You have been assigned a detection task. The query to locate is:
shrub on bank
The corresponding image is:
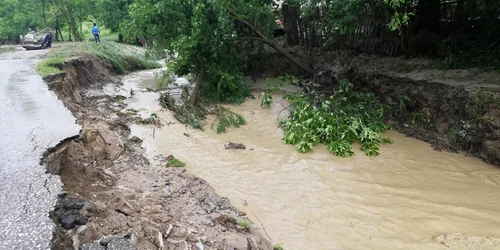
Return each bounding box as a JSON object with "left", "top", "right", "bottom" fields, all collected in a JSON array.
[{"left": 279, "top": 81, "right": 392, "bottom": 157}]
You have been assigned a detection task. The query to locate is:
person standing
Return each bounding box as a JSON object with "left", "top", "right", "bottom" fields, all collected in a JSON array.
[{"left": 92, "top": 23, "right": 100, "bottom": 44}]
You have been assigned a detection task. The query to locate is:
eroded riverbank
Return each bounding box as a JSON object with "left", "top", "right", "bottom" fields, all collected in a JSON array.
[
  {"left": 41, "top": 55, "right": 271, "bottom": 250},
  {"left": 125, "top": 71, "right": 500, "bottom": 250}
]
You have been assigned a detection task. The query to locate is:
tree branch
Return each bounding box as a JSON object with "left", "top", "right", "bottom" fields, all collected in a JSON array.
[{"left": 229, "top": 9, "right": 314, "bottom": 76}]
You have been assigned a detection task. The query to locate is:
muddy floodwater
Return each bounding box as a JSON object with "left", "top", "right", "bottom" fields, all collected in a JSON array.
[{"left": 119, "top": 70, "right": 500, "bottom": 250}]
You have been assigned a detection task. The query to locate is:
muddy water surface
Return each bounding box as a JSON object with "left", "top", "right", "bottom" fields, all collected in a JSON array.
[{"left": 122, "top": 70, "right": 500, "bottom": 250}]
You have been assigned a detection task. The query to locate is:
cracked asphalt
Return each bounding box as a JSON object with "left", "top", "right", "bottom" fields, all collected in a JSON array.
[{"left": 0, "top": 46, "right": 80, "bottom": 250}]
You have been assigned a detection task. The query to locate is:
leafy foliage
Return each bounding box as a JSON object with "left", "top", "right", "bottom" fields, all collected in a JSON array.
[
  {"left": 260, "top": 92, "right": 273, "bottom": 107},
  {"left": 281, "top": 81, "right": 392, "bottom": 156},
  {"left": 96, "top": 0, "right": 132, "bottom": 33},
  {"left": 259, "top": 74, "right": 296, "bottom": 107},
  {"left": 0, "top": 0, "right": 44, "bottom": 41},
  {"left": 273, "top": 243, "right": 284, "bottom": 250},
  {"left": 442, "top": 23, "right": 500, "bottom": 71},
  {"left": 122, "top": 0, "right": 275, "bottom": 105},
  {"left": 211, "top": 106, "right": 247, "bottom": 134},
  {"left": 167, "top": 157, "right": 185, "bottom": 167},
  {"left": 160, "top": 92, "right": 246, "bottom": 133}
]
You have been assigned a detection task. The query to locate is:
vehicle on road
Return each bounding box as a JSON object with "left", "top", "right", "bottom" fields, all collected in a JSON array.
[{"left": 21, "top": 28, "right": 52, "bottom": 50}]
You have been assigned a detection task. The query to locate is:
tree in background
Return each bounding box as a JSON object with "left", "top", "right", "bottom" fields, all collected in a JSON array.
[
  {"left": 0, "top": 0, "right": 43, "bottom": 42},
  {"left": 122, "top": 0, "right": 310, "bottom": 106},
  {"left": 97, "top": 0, "right": 133, "bottom": 42}
]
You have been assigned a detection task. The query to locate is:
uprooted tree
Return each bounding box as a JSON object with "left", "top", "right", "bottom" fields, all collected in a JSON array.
[{"left": 122, "top": 0, "right": 312, "bottom": 107}]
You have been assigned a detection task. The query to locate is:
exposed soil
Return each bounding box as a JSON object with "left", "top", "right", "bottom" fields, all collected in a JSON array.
[
  {"left": 255, "top": 47, "right": 500, "bottom": 166},
  {"left": 41, "top": 55, "right": 272, "bottom": 250},
  {"left": 309, "top": 50, "right": 500, "bottom": 166}
]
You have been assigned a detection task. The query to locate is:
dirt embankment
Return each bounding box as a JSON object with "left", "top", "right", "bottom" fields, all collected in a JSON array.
[
  {"left": 41, "top": 55, "right": 272, "bottom": 250},
  {"left": 310, "top": 51, "right": 500, "bottom": 166},
  {"left": 254, "top": 48, "right": 500, "bottom": 165}
]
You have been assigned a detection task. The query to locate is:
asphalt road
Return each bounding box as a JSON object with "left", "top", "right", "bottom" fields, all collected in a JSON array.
[{"left": 0, "top": 46, "right": 80, "bottom": 250}]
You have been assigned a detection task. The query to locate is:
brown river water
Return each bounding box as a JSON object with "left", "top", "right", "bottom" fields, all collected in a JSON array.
[{"left": 117, "top": 69, "right": 500, "bottom": 250}]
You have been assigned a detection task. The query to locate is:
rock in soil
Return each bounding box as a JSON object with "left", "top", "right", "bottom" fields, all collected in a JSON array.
[
  {"left": 107, "top": 238, "right": 138, "bottom": 250},
  {"left": 80, "top": 241, "right": 105, "bottom": 250}
]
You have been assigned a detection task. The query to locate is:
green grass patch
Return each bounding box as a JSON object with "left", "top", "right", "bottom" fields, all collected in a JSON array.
[
  {"left": 237, "top": 220, "right": 251, "bottom": 229},
  {"left": 167, "top": 157, "right": 185, "bottom": 167},
  {"left": 37, "top": 41, "right": 160, "bottom": 77},
  {"left": 91, "top": 43, "right": 160, "bottom": 74},
  {"left": 36, "top": 57, "right": 65, "bottom": 77}
]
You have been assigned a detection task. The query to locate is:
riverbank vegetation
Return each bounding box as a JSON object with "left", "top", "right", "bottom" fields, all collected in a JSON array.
[
  {"left": 36, "top": 42, "right": 160, "bottom": 77},
  {"left": 6, "top": 0, "right": 499, "bottom": 161},
  {"left": 277, "top": 81, "right": 391, "bottom": 156}
]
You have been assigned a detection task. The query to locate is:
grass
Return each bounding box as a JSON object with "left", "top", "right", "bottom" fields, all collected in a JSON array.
[
  {"left": 237, "top": 220, "right": 251, "bottom": 229},
  {"left": 167, "top": 157, "right": 185, "bottom": 167},
  {"left": 81, "top": 21, "right": 117, "bottom": 42},
  {"left": 91, "top": 43, "right": 160, "bottom": 74},
  {"left": 36, "top": 41, "right": 160, "bottom": 77},
  {"left": 36, "top": 57, "right": 65, "bottom": 77},
  {"left": 56, "top": 21, "right": 117, "bottom": 43},
  {"left": 273, "top": 243, "right": 284, "bottom": 250}
]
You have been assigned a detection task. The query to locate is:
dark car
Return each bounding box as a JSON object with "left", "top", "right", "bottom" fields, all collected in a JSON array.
[{"left": 22, "top": 29, "right": 52, "bottom": 50}]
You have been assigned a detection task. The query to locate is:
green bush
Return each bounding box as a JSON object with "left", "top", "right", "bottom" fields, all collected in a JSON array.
[{"left": 281, "top": 81, "right": 392, "bottom": 156}]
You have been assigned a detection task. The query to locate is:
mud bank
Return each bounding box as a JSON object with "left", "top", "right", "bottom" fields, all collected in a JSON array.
[
  {"left": 41, "top": 55, "right": 271, "bottom": 250},
  {"left": 292, "top": 51, "right": 500, "bottom": 166}
]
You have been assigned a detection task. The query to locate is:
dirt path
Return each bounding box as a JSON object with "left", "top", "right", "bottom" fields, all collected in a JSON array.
[{"left": 42, "top": 55, "right": 272, "bottom": 250}]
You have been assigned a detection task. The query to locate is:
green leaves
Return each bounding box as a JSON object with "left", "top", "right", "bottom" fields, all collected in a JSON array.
[
  {"left": 260, "top": 92, "right": 273, "bottom": 107},
  {"left": 328, "top": 140, "right": 354, "bottom": 157},
  {"left": 281, "top": 80, "right": 392, "bottom": 157}
]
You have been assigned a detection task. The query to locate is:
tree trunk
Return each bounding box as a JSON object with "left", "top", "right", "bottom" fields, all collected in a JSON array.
[
  {"left": 42, "top": 0, "right": 47, "bottom": 25},
  {"left": 79, "top": 3, "right": 83, "bottom": 36},
  {"left": 232, "top": 12, "right": 314, "bottom": 75},
  {"left": 56, "top": 17, "right": 64, "bottom": 41},
  {"left": 55, "top": 18, "right": 60, "bottom": 42},
  {"left": 190, "top": 62, "right": 206, "bottom": 107},
  {"left": 52, "top": 0, "right": 81, "bottom": 41},
  {"left": 66, "top": 4, "right": 81, "bottom": 41}
]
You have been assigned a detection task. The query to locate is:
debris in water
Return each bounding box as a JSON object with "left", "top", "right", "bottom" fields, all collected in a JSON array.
[{"left": 224, "top": 142, "right": 246, "bottom": 150}]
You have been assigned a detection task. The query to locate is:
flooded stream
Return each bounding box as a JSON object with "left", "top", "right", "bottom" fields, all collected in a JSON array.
[{"left": 120, "top": 70, "right": 500, "bottom": 250}]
